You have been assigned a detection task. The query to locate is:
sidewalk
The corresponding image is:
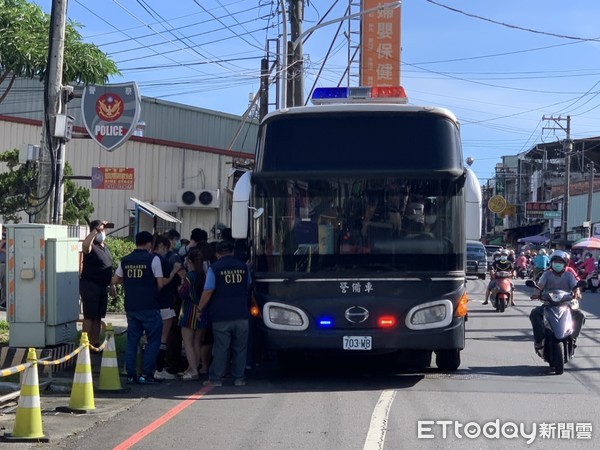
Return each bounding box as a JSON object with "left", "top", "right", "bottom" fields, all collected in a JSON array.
[{"left": 0, "top": 312, "right": 160, "bottom": 447}]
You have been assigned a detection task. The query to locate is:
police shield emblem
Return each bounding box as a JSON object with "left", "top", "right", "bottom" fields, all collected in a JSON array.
[{"left": 81, "top": 82, "right": 141, "bottom": 152}]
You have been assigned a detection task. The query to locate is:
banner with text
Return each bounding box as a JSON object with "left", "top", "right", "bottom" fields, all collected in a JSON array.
[
  {"left": 91, "top": 167, "right": 135, "bottom": 190},
  {"left": 525, "top": 201, "right": 559, "bottom": 219},
  {"left": 361, "top": 0, "right": 401, "bottom": 86}
]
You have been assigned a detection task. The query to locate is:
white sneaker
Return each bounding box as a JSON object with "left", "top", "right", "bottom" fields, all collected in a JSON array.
[{"left": 154, "top": 369, "right": 177, "bottom": 380}]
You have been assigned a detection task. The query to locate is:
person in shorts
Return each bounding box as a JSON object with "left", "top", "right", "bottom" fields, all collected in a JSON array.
[
  {"left": 80, "top": 220, "right": 114, "bottom": 347},
  {"left": 152, "top": 235, "right": 182, "bottom": 379}
]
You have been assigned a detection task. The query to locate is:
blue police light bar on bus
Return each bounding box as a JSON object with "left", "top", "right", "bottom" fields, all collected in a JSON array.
[{"left": 311, "top": 86, "right": 408, "bottom": 105}]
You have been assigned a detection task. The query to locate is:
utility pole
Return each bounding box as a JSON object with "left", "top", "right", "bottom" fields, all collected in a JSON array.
[
  {"left": 542, "top": 115, "right": 571, "bottom": 242},
  {"left": 587, "top": 160, "right": 595, "bottom": 237},
  {"left": 290, "top": 0, "right": 304, "bottom": 106},
  {"left": 37, "top": 0, "right": 67, "bottom": 224},
  {"left": 288, "top": 0, "right": 304, "bottom": 107}
]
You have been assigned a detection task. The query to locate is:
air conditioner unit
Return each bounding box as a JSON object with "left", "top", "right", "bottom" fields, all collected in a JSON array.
[{"left": 176, "top": 189, "right": 220, "bottom": 209}]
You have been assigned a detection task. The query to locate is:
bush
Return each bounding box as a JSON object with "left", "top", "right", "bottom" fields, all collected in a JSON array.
[{"left": 105, "top": 236, "right": 135, "bottom": 312}]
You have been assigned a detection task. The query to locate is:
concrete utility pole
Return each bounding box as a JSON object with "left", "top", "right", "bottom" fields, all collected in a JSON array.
[
  {"left": 289, "top": 0, "right": 304, "bottom": 107},
  {"left": 37, "top": 0, "right": 67, "bottom": 224},
  {"left": 542, "top": 115, "right": 571, "bottom": 242}
]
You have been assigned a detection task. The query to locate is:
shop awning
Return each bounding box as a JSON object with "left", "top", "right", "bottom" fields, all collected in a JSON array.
[
  {"left": 517, "top": 234, "right": 550, "bottom": 244},
  {"left": 130, "top": 198, "right": 181, "bottom": 235},
  {"left": 130, "top": 198, "right": 181, "bottom": 223}
]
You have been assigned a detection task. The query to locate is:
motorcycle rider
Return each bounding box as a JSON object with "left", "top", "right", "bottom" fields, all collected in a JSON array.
[
  {"left": 483, "top": 249, "right": 514, "bottom": 305},
  {"left": 529, "top": 250, "right": 585, "bottom": 351},
  {"left": 532, "top": 248, "right": 550, "bottom": 280},
  {"left": 516, "top": 252, "right": 528, "bottom": 279},
  {"left": 578, "top": 252, "right": 596, "bottom": 281}
]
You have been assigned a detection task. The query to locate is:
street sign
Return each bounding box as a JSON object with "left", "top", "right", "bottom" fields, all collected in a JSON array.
[
  {"left": 488, "top": 195, "right": 506, "bottom": 213},
  {"left": 526, "top": 202, "right": 559, "bottom": 219},
  {"left": 543, "top": 211, "right": 561, "bottom": 219},
  {"left": 91, "top": 167, "right": 135, "bottom": 190},
  {"left": 81, "top": 82, "right": 141, "bottom": 152}
]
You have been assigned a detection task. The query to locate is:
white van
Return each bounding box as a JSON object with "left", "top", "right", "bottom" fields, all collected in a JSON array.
[{"left": 467, "top": 240, "right": 487, "bottom": 279}]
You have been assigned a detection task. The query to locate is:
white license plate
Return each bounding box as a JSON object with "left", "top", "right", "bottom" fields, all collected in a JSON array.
[{"left": 343, "top": 336, "right": 372, "bottom": 350}]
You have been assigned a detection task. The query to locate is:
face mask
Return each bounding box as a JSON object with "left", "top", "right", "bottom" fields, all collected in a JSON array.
[
  {"left": 500, "top": 256, "right": 507, "bottom": 261},
  {"left": 424, "top": 215, "right": 436, "bottom": 225},
  {"left": 552, "top": 262, "right": 565, "bottom": 272},
  {"left": 494, "top": 257, "right": 500, "bottom": 261},
  {"left": 95, "top": 232, "right": 106, "bottom": 243},
  {"left": 174, "top": 240, "right": 182, "bottom": 251}
]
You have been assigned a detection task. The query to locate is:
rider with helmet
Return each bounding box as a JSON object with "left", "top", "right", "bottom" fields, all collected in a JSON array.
[
  {"left": 483, "top": 249, "right": 514, "bottom": 305},
  {"left": 529, "top": 250, "right": 585, "bottom": 351},
  {"left": 532, "top": 248, "right": 550, "bottom": 280}
]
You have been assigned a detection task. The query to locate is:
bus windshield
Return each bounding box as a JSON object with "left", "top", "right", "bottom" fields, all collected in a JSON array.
[{"left": 253, "top": 176, "right": 464, "bottom": 274}]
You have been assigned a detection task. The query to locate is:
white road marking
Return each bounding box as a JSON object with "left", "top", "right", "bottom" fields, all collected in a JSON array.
[{"left": 363, "top": 389, "right": 397, "bottom": 450}]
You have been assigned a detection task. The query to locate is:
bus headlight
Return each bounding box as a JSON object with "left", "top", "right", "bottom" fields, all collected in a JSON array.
[
  {"left": 264, "top": 302, "right": 309, "bottom": 331},
  {"left": 406, "top": 299, "right": 453, "bottom": 330}
]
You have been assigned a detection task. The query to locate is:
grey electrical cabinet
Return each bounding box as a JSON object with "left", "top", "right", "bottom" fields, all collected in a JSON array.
[{"left": 6, "top": 224, "right": 81, "bottom": 347}]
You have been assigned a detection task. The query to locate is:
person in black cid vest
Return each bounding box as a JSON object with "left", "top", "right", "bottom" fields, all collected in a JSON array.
[
  {"left": 199, "top": 240, "right": 258, "bottom": 387},
  {"left": 80, "top": 219, "right": 114, "bottom": 348},
  {"left": 110, "top": 231, "right": 179, "bottom": 385}
]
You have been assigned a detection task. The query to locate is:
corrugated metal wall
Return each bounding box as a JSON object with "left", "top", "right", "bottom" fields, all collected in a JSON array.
[{"left": 0, "top": 118, "right": 244, "bottom": 239}]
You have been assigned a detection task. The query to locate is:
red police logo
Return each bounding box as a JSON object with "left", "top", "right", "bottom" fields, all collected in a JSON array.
[{"left": 96, "top": 93, "right": 124, "bottom": 122}]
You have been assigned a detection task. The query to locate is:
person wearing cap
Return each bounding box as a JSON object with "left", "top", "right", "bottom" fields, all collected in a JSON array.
[
  {"left": 198, "top": 240, "right": 256, "bottom": 387},
  {"left": 80, "top": 219, "right": 114, "bottom": 347}
]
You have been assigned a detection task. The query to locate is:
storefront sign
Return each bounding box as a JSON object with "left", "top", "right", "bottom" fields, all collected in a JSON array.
[{"left": 91, "top": 167, "right": 135, "bottom": 190}]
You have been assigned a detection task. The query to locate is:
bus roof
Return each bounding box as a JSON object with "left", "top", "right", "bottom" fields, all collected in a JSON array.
[{"left": 262, "top": 103, "right": 459, "bottom": 125}]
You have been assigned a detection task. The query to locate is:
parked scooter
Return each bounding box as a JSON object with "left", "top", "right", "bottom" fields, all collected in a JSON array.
[
  {"left": 525, "top": 279, "right": 586, "bottom": 375},
  {"left": 491, "top": 270, "right": 513, "bottom": 312}
]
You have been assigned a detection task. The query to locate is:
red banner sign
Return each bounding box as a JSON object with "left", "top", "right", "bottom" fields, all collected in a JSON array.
[
  {"left": 361, "top": 0, "right": 401, "bottom": 86},
  {"left": 91, "top": 167, "right": 135, "bottom": 190}
]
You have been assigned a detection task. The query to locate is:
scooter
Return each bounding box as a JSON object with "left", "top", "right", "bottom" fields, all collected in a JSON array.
[
  {"left": 491, "top": 270, "right": 513, "bottom": 312},
  {"left": 525, "top": 279, "right": 586, "bottom": 375},
  {"left": 589, "top": 270, "right": 600, "bottom": 293},
  {"left": 580, "top": 269, "right": 599, "bottom": 293}
]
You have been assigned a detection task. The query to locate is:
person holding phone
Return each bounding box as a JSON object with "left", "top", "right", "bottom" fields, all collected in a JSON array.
[{"left": 80, "top": 219, "right": 114, "bottom": 348}]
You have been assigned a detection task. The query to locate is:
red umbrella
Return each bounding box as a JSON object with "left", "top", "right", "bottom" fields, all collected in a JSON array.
[{"left": 572, "top": 237, "right": 600, "bottom": 249}]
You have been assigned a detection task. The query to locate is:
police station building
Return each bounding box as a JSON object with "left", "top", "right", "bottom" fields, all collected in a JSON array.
[{"left": 0, "top": 78, "right": 258, "bottom": 239}]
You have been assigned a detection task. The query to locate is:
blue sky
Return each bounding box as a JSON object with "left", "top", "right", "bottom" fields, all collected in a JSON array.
[{"left": 34, "top": 1, "right": 600, "bottom": 182}]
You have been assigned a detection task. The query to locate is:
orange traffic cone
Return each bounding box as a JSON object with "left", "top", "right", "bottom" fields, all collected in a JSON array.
[
  {"left": 58, "top": 332, "right": 95, "bottom": 413},
  {"left": 98, "top": 324, "right": 128, "bottom": 392},
  {"left": 2, "top": 348, "right": 49, "bottom": 442}
]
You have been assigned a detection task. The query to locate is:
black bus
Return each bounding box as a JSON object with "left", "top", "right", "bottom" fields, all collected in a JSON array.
[{"left": 232, "top": 87, "right": 481, "bottom": 371}]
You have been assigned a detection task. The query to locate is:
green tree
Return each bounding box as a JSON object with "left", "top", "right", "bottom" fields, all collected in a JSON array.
[
  {"left": 0, "top": 148, "right": 93, "bottom": 224},
  {"left": 0, "top": 0, "right": 119, "bottom": 103}
]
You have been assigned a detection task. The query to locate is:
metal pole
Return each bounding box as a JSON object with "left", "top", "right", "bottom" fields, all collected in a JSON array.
[
  {"left": 588, "top": 160, "right": 594, "bottom": 237},
  {"left": 279, "top": 0, "right": 288, "bottom": 109}
]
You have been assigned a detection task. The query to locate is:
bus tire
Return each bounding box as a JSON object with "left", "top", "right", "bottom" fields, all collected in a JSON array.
[
  {"left": 435, "top": 349, "right": 461, "bottom": 371},
  {"left": 410, "top": 350, "right": 432, "bottom": 370}
]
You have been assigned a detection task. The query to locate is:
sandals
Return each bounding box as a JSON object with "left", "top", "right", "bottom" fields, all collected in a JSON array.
[{"left": 180, "top": 372, "right": 199, "bottom": 381}]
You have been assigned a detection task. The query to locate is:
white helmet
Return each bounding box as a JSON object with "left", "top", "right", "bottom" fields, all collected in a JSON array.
[{"left": 550, "top": 250, "right": 569, "bottom": 264}]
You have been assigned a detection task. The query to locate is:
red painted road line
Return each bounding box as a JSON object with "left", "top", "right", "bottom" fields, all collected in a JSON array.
[{"left": 113, "top": 386, "right": 212, "bottom": 450}]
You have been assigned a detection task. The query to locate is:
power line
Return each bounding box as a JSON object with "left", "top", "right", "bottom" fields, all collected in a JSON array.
[{"left": 424, "top": 0, "right": 600, "bottom": 42}]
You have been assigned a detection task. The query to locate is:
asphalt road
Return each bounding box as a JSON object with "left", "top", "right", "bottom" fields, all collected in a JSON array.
[{"left": 39, "top": 278, "right": 600, "bottom": 449}]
